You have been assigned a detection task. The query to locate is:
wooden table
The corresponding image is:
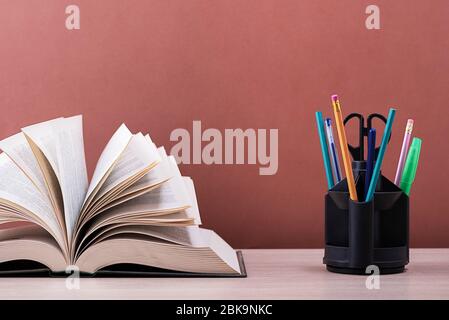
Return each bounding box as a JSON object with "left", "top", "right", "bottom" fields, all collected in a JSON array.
[{"left": 0, "top": 249, "right": 448, "bottom": 299}]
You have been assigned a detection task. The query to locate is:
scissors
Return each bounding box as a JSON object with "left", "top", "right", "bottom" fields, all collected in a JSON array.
[{"left": 343, "top": 113, "right": 391, "bottom": 161}]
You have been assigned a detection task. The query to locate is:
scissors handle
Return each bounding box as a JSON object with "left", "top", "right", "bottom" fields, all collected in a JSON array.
[
  {"left": 367, "top": 113, "right": 387, "bottom": 130},
  {"left": 343, "top": 112, "right": 390, "bottom": 161},
  {"left": 343, "top": 113, "right": 365, "bottom": 161},
  {"left": 367, "top": 113, "right": 391, "bottom": 158}
]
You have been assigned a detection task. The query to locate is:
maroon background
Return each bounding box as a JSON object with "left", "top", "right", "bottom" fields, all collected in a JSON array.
[{"left": 0, "top": 1, "right": 448, "bottom": 248}]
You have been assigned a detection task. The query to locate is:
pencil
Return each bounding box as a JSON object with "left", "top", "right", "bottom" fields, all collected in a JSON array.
[
  {"left": 364, "top": 128, "right": 376, "bottom": 200},
  {"left": 315, "top": 111, "right": 335, "bottom": 189},
  {"left": 365, "top": 108, "right": 396, "bottom": 202},
  {"left": 331, "top": 95, "right": 358, "bottom": 201},
  {"left": 394, "top": 119, "right": 414, "bottom": 186},
  {"left": 325, "top": 118, "right": 342, "bottom": 183}
]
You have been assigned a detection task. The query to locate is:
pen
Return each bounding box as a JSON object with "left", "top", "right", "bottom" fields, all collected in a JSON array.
[
  {"left": 315, "top": 112, "right": 335, "bottom": 189},
  {"left": 331, "top": 95, "right": 358, "bottom": 201},
  {"left": 365, "top": 108, "right": 396, "bottom": 202},
  {"left": 364, "top": 128, "right": 376, "bottom": 201},
  {"left": 394, "top": 119, "right": 414, "bottom": 186},
  {"left": 400, "top": 137, "right": 422, "bottom": 196},
  {"left": 325, "top": 118, "right": 342, "bottom": 183}
]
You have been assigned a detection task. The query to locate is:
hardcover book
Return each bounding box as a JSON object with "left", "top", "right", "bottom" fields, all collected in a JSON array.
[{"left": 0, "top": 116, "right": 245, "bottom": 277}]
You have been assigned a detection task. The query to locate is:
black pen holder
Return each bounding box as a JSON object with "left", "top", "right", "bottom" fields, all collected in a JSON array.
[{"left": 323, "top": 161, "right": 409, "bottom": 274}]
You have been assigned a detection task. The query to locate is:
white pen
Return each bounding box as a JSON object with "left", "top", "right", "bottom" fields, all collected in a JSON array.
[{"left": 325, "top": 118, "right": 342, "bottom": 183}]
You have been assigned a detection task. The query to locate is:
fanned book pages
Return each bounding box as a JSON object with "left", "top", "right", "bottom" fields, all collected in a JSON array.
[{"left": 0, "top": 116, "right": 245, "bottom": 277}]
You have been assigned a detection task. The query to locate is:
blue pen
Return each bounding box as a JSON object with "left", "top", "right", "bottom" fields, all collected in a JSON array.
[
  {"left": 324, "top": 118, "right": 342, "bottom": 183},
  {"left": 315, "top": 112, "right": 335, "bottom": 189},
  {"left": 364, "top": 128, "right": 376, "bottom": 200},
  {"left": 365, "top": 108, "right": 396, "bottom": 202}
]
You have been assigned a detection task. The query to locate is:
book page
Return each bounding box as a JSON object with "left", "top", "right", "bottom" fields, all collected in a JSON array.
[
  {"left": 206, "top": 229, "right": 241, "bottom": 274},
  {"left": 96, "top": 225, "right": 207, "bottom": 247},
  {"left": 97, "top": 182, "right": 166, "bottom": 215},
  {"left": 75, "top": 211, "right": 195, "bottom": 257},
  {"left": 25, "top": 136, "right": 65, "bottom": 232},
  {"left": 96, "top": 173, "right": 193, "bottom": 218},
  {"left": 88, "top": 209, "right": 193, "bottom": 233},
  {"left": 21, "top": 118, "right": 65, "bottom": 224},
  {"left": 0, "top": 209, "right": 28, "bottom": 224},
  {"left": 90, "top": 225, "right": 240, "bottom": 273},
  {"left": 81, "top": 124, "right": 132, "bottom": 212},
  {"left": 91, "top": 147, "right": 172, "bottom": 215},
  {"left": 0, "top": 132, "right": 49, "bottom": 200},
  {"left": 21, "top": 118, "right": 62, "bottom": 174},
  {"left": 0, "top": 224, "right": 67, "bottom": 271},
  {"left": 80, "top": 153, "right": 192, "bottom": 230},
  {"left": 0, "top": 153, "right": 65, "bottom": 251},
  {"left": 76, "top": 234, "right": 241, "bottom": 274},
  {"left": 54, "top": 116, "right": 88, "bottom": 239},
  {"left": 85, "top": 170, "right": 148, "bottom": 218},
  {"left": 91, "top": 132, "right": 161, "bottom": 206},
  {"left": 183, "top": 177, "right": 202, "bottom": 225},
  {"left": 83, "top": 134, "right": 162, "bottom": 216},
  {"left": 22, "top": 116, "right": 88, "bottom": 239},
  {"left": 120, "top": 147, "right": 172, "bottom": 195},
  {"left": 74, "top": 223, "right": 196, "bottom": 258}
]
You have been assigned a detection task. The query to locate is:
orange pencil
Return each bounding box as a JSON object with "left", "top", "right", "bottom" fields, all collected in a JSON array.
[{"left": 331, "top": 95, "right": 358, "bottom": 201}]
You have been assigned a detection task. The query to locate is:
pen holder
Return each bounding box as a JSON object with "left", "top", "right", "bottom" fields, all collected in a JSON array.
[{"left": 323, "top": 163, "right": 409, "bottom": 275}]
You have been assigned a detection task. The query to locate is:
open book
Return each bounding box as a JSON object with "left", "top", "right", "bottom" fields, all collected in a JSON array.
[{"left": 0, "top": 116, "right": 244, "bottom": 276}]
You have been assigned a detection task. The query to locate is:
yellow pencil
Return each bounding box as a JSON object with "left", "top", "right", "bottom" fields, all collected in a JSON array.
[{"left": 331, "top": 95, "right": 358, "bottom": 201}]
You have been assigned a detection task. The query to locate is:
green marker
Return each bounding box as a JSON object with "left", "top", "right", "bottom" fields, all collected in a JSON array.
[{"left": 400, "top": 137, "right": 422, "bottom": 196}]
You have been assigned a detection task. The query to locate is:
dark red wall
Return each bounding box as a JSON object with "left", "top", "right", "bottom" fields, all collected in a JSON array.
[{"left": 1, "top": 1, "right": 448, "bottom": 248}]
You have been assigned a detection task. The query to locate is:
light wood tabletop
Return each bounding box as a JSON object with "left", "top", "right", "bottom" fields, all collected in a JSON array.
[{"left": 0, "top": 249, "right": 448, "bottom": 299}]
